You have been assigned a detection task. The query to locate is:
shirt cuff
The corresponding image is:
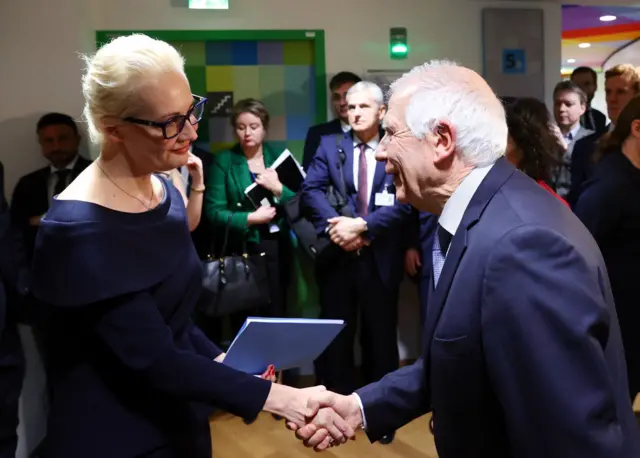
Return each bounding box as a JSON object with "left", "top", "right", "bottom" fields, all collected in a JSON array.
[{"left": 353, "top": 392, "right": 367, "bottom": 430}]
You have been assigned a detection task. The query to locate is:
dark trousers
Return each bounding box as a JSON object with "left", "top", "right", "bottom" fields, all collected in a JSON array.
[
  {"left": 315, "top": 249, "right": 400, "bottom": 395},
  {"left": 0, "top": 325, "right": 25, "bottom": 458}
]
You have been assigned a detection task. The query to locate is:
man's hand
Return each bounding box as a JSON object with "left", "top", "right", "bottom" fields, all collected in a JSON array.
[
  {"left": 342, "top": 236, "right": 370, "bottom": 252},
  {"left": 327, "top": 217, "right": 367, "bottom": 247},
  {"left": 286, "top": 391, "right": 362, "bottom": 451},
  {"left": 264, "top": 383, "right": 353, "bottom": 448},
  {"left": 404, "top": 248, "right": 422, "bottom": 276}
]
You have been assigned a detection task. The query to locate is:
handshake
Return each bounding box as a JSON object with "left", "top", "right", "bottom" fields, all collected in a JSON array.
[
  {"left": 265, "top": 384, "right": 363, "bottom": 451},
  {"left": 327, "top": 216, "right": 370, "bottom": 252}
]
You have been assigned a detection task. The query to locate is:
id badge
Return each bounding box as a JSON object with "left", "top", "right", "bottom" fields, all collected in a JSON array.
[{"left": 375, "top": 186, "right": 395, "bottom": 207}]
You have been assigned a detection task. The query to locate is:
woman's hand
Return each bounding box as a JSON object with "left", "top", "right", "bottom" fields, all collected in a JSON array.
[
  {"left": 255, "top": 168, "right": 283, "bottom": 197},
  {"left": 550, "top": 123, "right": 568, "bottom": 153},
  {"left": 185, "top": 151, "right": 204, "bottom": 188},
  {"left": 247, "top": 206, "right": 276, "bottom": 225}
]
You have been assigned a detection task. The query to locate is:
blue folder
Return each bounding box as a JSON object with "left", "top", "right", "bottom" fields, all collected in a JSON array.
[{"left": 223, "top": 317, "right": 345, "bottom": 374}]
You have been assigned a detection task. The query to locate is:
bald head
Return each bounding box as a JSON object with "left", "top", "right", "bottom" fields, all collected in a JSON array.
[{"left": 386, "top": 60, "right": 507, "bottom": 167}]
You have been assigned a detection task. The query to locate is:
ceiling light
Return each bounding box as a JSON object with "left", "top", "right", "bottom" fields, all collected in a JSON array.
[
  {"left": 578, "top": 43, "right": 591, "bottom": 48},
  {"left": 567, "top": 58, "right": 576, "bottom": 63},
  {"left": 599, "top": 15, "right": 617, "bottom": 22}
]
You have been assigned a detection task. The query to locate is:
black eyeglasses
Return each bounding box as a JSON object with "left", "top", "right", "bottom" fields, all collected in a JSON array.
[{"left": 123, "top": 94, "right": 207, "bottom": 139}]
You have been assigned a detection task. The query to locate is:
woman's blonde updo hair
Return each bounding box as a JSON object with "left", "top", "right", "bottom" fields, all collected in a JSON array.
[{"left": 81, "top": 34, "right": 186, "bottom": 145}]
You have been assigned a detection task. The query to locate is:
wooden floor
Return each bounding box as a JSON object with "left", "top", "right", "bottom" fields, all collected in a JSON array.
[{"left": 209, "top": 411, "right": 437, "bottom": 457}]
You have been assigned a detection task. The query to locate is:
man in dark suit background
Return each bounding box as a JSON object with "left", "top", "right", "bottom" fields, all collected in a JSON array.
[
  {"left": 571, "top": 66, "right": 608, "bottom": 135},
  {"left": 11, "top": 113, "right": 91, "bottom": 261},
  {"left": 294, "top": 61, "right": 640, "bottom": 457},
  {"left": 301, "top": 81, "right": 414, "bottom": 444},
  {"left": 301, "top": 72, "right": 361, "bottom": 170},
  {"left": 569, "top": 64, "right": 640, "bottom": 206},
  {"left": 551, "top": 80, "right": 593, "bottom": 198},
  {"left": 0, "top": 160, "right": 30, "bottom": 458}
]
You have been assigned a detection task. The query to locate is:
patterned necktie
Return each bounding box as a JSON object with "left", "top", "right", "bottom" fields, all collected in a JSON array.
[
  {"left": 357, "top": 143, "right": 368, "bottom": 215},
  {"left": 432, "top": 224, "right": 452, "bottom": 287}
]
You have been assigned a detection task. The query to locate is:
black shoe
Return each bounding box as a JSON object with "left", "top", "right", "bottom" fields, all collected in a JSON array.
[{"left": 379, "top": 431, "right": 395, "bottom": 445}]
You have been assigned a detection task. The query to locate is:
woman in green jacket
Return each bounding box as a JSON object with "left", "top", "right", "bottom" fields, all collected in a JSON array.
[{"left": 204, "top": 99, "right": 295, "bottom": 332}]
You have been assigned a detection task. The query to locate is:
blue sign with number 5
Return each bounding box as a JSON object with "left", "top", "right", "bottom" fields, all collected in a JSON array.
[{"left": 502, "top": 49, "right": 526, "bottom": 74}]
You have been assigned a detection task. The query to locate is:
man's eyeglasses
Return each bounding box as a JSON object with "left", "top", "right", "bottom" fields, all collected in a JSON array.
[{"left": 123, "top": 94, "right": 207, "bottom": 139}]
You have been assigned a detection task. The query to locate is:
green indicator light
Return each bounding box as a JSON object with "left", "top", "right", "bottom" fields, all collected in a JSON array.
[{"left": 390, "top": 27, "right": 408, "bottom": 60}]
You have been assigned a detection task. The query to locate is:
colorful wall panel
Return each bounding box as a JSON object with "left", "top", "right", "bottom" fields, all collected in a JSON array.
[{"left": 96, "top": 31, "right": 327, "bottom": 162}]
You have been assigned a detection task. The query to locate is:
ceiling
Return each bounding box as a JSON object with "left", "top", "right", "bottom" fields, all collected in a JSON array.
[{"left": 562, "top": 5, "right": 640, "bottom": 74}]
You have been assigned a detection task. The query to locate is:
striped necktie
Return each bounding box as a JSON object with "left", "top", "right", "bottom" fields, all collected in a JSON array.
[{"left": 432, "top": 225, "right": 452, "bottom": 287}]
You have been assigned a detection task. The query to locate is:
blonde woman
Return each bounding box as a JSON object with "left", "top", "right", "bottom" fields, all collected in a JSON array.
[{"left": 29, "top": 34, "right": 350, "bottom": 458}]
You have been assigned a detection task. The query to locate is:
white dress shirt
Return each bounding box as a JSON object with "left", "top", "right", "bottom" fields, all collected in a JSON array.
[
  {"left": 48, "top": 155, "right": 79, "bottom": 202},
  {"left": 563, "top": 123, "right": 581, "bottom": 144},
  {"left": 341, "top": 120, "right": 351, "bottom": 133},
  {"left": 352, "top": 134, "right": 379, "bottom": 209},
  {"left": 353, "top": 161, "right": 495, "bottom": 429}
]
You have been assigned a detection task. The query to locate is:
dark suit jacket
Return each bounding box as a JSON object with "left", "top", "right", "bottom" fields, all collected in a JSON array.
[
  {"left": 302, "top": 119, "right": 345, "bottom": 170},
  {"left": 0, "top": 160, "right": 28, "bottom": 372},
  {"left": 581, "top": 107, "right": 608, "bottom": 135},
  {"left": 357, "top": 158, "right": 640, "bottom": 457},
  {"left": 574, "top": 151, "right": 640, "bottom": 396},
  {"left": 301, "top": 131, "right": 413, "bottom": 290},
  {"left": 567, "top": 127, "right": 608, "bottom": 207},
  {"left": 10, "top": 156, "right": 92, "bottom": 260}
]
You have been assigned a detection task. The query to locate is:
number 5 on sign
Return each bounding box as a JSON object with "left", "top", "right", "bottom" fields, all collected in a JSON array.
[{"left": 502, "top": 49, "right": 526, "bottom": 74}]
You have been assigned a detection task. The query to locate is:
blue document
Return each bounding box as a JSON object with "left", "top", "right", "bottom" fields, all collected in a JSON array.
[{"left": 223, "top": 317, "right": 345, "bottom": 374}]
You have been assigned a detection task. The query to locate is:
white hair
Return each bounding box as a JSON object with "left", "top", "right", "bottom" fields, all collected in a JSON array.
[
  {"left": 81, "top": 34, "right": 186, "bottom": 145},
  {"left": 389, "top": 60, "right": 507, "bottom": 167},
  {"left": 346, "top": 81, "right": 385, "bottom": 106}
]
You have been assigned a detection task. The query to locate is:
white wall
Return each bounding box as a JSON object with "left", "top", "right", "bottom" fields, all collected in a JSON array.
[
  {"left": 591, "top": 71, "right": 610, "bottom": 124},
  {"left": 604, "top": 40, "right": 640, "bottom": 70},
  {"left": 0, "top": 0, "right": 562, "bottom": 198}
]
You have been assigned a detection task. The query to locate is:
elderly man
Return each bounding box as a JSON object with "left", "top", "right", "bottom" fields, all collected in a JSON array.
[{"left": 294, "top": 60, "right": 640, "bottom": 457}]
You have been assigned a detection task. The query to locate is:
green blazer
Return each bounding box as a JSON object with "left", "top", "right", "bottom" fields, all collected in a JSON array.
[{"left": 204, "top": 143, "right": 295, "bottom": 247}]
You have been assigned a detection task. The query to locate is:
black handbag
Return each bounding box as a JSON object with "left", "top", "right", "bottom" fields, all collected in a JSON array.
[
  {"left": 200, "top": 214, "right": 271, "bottom": 318},
  {"left": 284, "top": 134, "right": 354, "bottom": 267}
]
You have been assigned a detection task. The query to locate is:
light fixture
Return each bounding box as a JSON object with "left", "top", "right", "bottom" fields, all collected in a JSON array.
[
  {"left": 567, "top": 58, "right": 576, "bottom": 63},
  {"left": 578, "top": 43, "right": 591, "bottom": 48},
  {"left": 599, "top": 15, "right": 617, "bottom": 22}
]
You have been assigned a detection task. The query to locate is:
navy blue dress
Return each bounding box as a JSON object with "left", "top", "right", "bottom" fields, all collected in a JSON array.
[{"left": 30, "top": 176, "right": 271, "bottom": 458}]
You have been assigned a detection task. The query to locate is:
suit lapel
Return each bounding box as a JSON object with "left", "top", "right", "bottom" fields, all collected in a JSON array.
[
  {"left": 340, "top": 134, "right": 355, "bottom": 195},
  {"left": 422, "top": 158, "right": 517, "bottom": 362}
]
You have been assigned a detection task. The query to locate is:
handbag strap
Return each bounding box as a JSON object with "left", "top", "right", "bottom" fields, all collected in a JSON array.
[{"left": 219, "top": 212, "right": 233, "bottom": 257}]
